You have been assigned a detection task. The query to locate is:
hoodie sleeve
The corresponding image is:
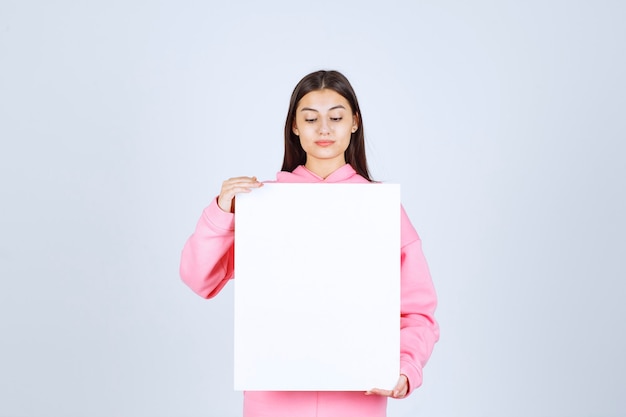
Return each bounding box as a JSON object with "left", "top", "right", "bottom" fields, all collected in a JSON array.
[
  {"left": 399, "top": 206, "right": 440, "bottom": 396},
  {"left": 180, "top": 197, "right": 236, "bottom": 298}
]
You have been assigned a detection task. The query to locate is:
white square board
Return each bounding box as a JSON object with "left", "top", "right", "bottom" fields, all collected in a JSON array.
[{"left": 234, "top": 183, "right": 400, "bottom": 391}]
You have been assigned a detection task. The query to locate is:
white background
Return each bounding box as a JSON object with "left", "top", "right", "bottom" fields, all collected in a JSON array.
[{"left": 1, "top": 1, "right": 624, "bottom": 416}]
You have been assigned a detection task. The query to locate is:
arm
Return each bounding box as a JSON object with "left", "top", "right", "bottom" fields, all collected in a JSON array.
[
  {"left": 179, "top": 198, "right": 236, "bottom": 298},
  {"left": 367, "top": 206, "right": 439, "bottom": 398},
  {"left": 398, "top": 206, "right": 439, "bottom": 395},
  {"left": 179, "top": 176, "right": 263, "bottom": 298}
]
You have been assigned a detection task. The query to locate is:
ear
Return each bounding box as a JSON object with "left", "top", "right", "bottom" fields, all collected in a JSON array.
[
  {"left": 292, "top": 121, "right": 299, "bottom": 136},
  {"left": 352, "top": 113, "right": 360, "bottom": 133}
]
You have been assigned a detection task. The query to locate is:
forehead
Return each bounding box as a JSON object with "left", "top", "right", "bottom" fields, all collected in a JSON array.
[{"left": 297, "top": 89, "right": 351, "bottom": 111}]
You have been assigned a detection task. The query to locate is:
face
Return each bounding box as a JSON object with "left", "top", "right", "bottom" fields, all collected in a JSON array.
[{"left": 292, "top": 89, "right": 359, "bottom": 171}]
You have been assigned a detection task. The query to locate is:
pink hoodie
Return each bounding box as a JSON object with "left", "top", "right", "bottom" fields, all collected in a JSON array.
[{"left": 180, "top": 164, "right": 439, "bottom": 417}]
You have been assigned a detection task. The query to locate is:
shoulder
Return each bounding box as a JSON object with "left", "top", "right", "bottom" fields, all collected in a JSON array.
[{"left": 400, "top": 205, "right": 420, "bottom": 247}]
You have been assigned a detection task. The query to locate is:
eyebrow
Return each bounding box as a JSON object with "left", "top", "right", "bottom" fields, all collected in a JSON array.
[{"left": 300, "top": 105, "right": 347, "bottom": 112}]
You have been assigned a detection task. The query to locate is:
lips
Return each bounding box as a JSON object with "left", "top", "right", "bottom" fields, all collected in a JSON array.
[{"left": 315, "top": 140, "right": 334, "bottom": 147}]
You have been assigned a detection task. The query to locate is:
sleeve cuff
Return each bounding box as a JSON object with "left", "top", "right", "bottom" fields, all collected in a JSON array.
[
  {"left": 203, "top": 197, "right": 235, "bottom": 231},
  {"left": 400, "top": 359, "right": 423, "bottom": 396}
]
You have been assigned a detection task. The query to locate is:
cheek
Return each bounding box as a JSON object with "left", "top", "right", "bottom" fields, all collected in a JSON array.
[
  {"left": 340, "top": 125, "right": 354, "bottom": 140},
  {"left": 298, "top": 124, "right": 318, "bottom": 138}
]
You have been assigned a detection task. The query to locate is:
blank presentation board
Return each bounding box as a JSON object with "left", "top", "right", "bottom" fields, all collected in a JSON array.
[{"left": 234, "top": 183, "right": 400, "bottom": 391}]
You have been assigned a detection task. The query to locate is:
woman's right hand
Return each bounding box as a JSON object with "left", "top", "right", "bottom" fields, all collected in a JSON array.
[{"left": 217, "top": 176, "right": 263, "bottom": 213}]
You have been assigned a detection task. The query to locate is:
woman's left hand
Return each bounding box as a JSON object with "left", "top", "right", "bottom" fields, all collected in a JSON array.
[{"left": 365, "top": 374, "right": 409, "bottom": 398}]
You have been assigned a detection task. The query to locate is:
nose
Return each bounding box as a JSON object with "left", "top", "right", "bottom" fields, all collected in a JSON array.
[{"left": 319, "top": 119, "right": 330, "bottom": 135}]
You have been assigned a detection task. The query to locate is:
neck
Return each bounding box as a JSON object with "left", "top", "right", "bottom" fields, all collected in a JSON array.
[{"left": 304, "top": 159, "right": 347, "bottom": 179}]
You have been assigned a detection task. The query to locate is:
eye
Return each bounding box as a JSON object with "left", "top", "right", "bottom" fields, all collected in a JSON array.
[
  {"left": 305, "top": 118, "right": 317, "bottom": 123},
  {"left": 330, "top": 117, "right": 343, "bottom": 122}
]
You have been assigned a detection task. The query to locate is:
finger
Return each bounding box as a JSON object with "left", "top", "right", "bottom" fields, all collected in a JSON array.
[
  {"left": 223, "top": 185, "right": 258, "bottom": 195},
  {"left": 221, "top": 181, "right": 262, "bottom": 195},
  {"left": 392, "top": 376, "right": 408, "bottom": 398},
  {"left": 218, "top": 177, "right": 264, "bottom": 213},
  {"left": 393, "top": 386, "right": 404, "bottom": 397},
  {"left": 365, "top": 388, "right": 393, "bottom": 397},
  {"left": 218, "top": 186, "right": 254, "bottom": 212},
  {"left": 220, "top": 181, "right": 263, "bottom": 198},
  {"left": 224, "top": 176, "right": 258, "bottom": 182},
  {"left": 223, "top": 176, "right": 263, "bottom": 186}
]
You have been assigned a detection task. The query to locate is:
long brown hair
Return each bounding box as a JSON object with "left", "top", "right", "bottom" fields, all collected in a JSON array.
[{"left": 281, "top": 70, "right": 372, "bottom": 181}]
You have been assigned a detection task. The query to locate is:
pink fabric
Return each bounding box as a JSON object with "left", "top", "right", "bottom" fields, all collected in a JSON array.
[{"left": 180, "top": 164, "right": 439, "bottom": 417}]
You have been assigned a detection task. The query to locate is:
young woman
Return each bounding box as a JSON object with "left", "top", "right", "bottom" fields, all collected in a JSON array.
[{"left": 180, "top": 70, "right": 439, "bottom": 417}]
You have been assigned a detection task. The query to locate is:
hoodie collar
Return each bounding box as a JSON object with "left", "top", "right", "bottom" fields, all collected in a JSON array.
[{"left": 276, "top": 164, "right": 359, "bottom": 183}]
